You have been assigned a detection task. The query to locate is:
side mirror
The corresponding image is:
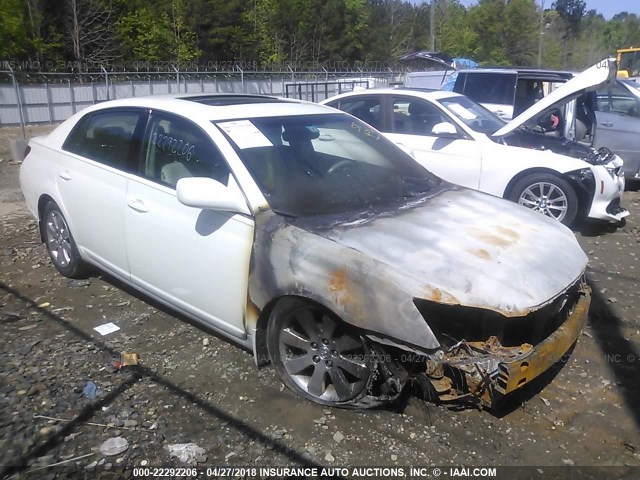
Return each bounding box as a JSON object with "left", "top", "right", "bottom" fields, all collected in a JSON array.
[
  {"left": 176, "top": 177, "right": 250, "bottom": 215},
  {"left": 431, "top": 122, "right": 459, "bottom": 136}
]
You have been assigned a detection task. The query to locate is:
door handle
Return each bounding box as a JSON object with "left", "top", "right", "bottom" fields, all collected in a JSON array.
[
  {"left": 59, "top": 171, "right": 72, "bottom": 181},
  {"left": 127, "top": 198, "right": 148, "bottom": 213},
  {"left": 600, "top": 121, "right": 614, "bottom": 127}
]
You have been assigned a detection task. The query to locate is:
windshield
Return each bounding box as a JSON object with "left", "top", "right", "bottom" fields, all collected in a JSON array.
[
  {"left": 438, "top": 96, "right": 505, "bottom": 135},
  {"left": 214, "top": 114, "right": 440, "bottom": 217}
]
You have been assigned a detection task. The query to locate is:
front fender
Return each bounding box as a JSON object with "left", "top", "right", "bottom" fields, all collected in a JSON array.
[{"left": 248, "top": 211, "right": 440, "bottom": 352}]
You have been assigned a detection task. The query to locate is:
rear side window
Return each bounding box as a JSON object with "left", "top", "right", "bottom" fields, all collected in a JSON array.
[
  {"left": 462, "top": 73, "right": 516, "bottom": 106},
  {"left": 64, "top": 110, "right": 143, "bottom": 171},
  {"left": 336, "top": 97, "right": 382, "bottom": 130}
]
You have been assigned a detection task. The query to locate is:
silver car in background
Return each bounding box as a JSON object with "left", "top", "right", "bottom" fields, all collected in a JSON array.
[{"left": 595, "top": 79, "right": 640, "bottom": 180}]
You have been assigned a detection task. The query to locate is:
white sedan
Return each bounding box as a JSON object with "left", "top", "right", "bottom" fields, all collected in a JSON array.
[
  {"left": 322, "top": 60, "right": 628, "bottom": 226},
  {"left": 21, "top": 94, "right": 591, "bottom": 409}
]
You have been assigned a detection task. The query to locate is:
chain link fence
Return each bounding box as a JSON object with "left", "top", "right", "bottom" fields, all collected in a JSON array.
[{"left": 0, "top": 65, "right": 406, "bottom": 133}]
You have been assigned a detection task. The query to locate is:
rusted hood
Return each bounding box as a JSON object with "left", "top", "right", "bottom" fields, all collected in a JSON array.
[{"left": 298, "top": 188, "right": 588, "bottom": 317}]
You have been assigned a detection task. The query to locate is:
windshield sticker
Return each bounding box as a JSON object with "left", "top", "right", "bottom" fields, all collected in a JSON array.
[
  {"left": 448, "top": 103, "right": 477, "bottom": 120},
  {"left": 217, "top": 120, "right": 273, "bottom": 149}
]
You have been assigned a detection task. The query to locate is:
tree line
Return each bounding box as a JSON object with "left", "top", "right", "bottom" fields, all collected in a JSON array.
[{"left": 1, "top": 0, "right": 639, "bottom": 72}]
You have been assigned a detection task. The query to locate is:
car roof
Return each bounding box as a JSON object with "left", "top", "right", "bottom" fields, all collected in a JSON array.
[
  {"left": 323, "top": 88, "right": 463, "bottom": 103},
  {"left": 456, "top": 67, "right": 574, "bottom": 81},
  {"left": 77, "top": 94, "right": 335, "bottom": 122}
]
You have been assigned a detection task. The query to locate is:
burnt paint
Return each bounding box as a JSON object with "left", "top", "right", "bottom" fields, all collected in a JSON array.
[{"left": 247, "top": 183, "right": 588, "bottom": 352}]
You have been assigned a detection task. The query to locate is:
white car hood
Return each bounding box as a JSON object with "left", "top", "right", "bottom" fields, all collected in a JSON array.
[{"left": 493, "top": 58, "right": 618, "bottom": 137}]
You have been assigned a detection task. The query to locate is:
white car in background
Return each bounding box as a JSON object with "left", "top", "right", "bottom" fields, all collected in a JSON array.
[{"left": 322, "top": 59, "right": 628, "bottom": 226}]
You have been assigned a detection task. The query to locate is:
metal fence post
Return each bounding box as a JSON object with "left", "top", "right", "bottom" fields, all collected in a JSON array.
[
  {"left": 237, "top": 65, "right": 244, "bottom": 93},
  {"left": 172, "top": 65, "right": 180, "bottom": 93},
  {"left": 46, "top": 81, "right": 54, "bottom": 123},
  {"left": 7, "top": 64, "right": 26, "bottom": 138},
  {"left": 101, "top": 65, "right": 109, "bottom": 101},
  {"left": 68, "top": 79, "right": 76, "bottom": 114}
]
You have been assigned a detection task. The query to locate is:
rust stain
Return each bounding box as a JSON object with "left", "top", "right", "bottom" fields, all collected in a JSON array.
[
  {"left": 470, "top": 228, "right": 515, "bottom": 248},
  {"left": 244, "top": 297, "right": 261, "bottom": 329},
  {"left": 328, "top": 270, "right": 347, "bottom": 294},
  {"left": 466, "top": 248, "right": 491, "bottom": 260},
  {"left": 421, "top": 286, "right": 459, "bottom": 304},
  {"left": 494, "top": 225, "right": 520, "bottom": 242},
  {"left": 327, "top": 270, "right": 365, "bottom": 319},
  {"left": 430, "top": 288, "right": 442, "bottom": 302}
]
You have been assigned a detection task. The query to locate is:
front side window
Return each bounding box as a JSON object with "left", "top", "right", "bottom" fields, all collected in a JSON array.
[
  {"left": 596, "top": 83, "right": 640, "bottom": 118},
  {"left": 141, "top": 113, "right": 230, "bottom": 187},
  {"left": 392, "top": 97, "right": 452, "bottom": 135},
  {"left": 63, "top": 110, "right": 143, "bottom": 170},
  {"left": 215, "top": 113, "right": 440, "bottom": 217}
]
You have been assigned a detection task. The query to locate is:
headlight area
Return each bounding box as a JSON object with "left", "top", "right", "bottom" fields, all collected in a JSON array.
[
  {"left": 565, "top": 167, "right": 596, "bottom": 211},
  {"left": 406, "top": 279, "right": 590, "bottom": 409}
]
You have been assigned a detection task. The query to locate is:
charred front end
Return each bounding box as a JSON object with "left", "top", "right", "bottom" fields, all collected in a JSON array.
[{"left": 371, "top": 277, "right": 591, "bottom": 409}]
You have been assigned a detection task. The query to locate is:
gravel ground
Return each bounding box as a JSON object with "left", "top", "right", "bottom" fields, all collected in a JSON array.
[{"left": 1, "top": 126, "right": 640, "bottom": 478}]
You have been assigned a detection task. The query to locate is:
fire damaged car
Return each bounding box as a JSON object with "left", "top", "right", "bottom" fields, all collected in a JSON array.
[{"left": 20, "top": 94, "right": 591, "bottom": 409}]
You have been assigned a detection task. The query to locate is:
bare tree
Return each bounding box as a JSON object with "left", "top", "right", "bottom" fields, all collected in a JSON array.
[{"left": 66, "top": 0, "right": 118, "bottom": 72}]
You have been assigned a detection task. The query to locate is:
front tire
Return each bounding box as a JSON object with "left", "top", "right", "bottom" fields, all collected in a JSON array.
[
  {"left": 267, "top": 299, "right": 373, "bottom": 407},
  {"left": 42, "top": 201, "right": 87, "bottom": 278},
  {"left": 508, "top": 173, "right": 578, "bottom": 225}
]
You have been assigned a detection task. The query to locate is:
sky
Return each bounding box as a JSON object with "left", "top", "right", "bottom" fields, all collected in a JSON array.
[{"left": 454, "top": 0, "right": 640, "bottom": 20}]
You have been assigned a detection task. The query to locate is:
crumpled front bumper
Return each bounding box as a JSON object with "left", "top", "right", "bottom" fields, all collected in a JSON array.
[
  {"left": 587, "top": 160, "right": 629, "bottom": 223},
  {"left": 430, "top": 284, "right": 591, "bottom": 408},
  {"left": 492, "top": 285, "right": 591, "bottom": 399}
]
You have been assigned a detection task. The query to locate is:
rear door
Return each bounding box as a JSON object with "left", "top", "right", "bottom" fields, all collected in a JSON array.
[
  {"left": 594, "top": 83, "right": 640, "bottom": 177},
  {"left": 59, "top": 108, "right": 147, "bottom": 278}
]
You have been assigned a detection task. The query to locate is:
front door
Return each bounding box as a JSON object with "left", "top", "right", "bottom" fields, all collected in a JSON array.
[
  {"left": 594, "top": 83, "right": 640, "bottom": 177},
  {"left": 124, "top": 111, "right": 254, "bottom": 338},
  {"left": 383, "top": 96, "right": 482, "bottom": 190}
]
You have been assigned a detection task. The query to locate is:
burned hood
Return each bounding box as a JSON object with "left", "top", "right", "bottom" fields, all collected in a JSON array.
[
  {"left": 493, "top": 58, "right": 617, "bottom": 137},
  {"left": 293, "top": 188, "right": 588, "bottom": 317}
]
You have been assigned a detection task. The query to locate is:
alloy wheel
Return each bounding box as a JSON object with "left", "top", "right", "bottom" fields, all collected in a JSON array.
[
  {"left": 45, "top": 210, "right": 73, "bottom": 268},
  {"left": 277, "top": 305, "right": 371, "bottom": 403},
  {"left": 517, "top": 181, "right": 568, "bottom": 222}
]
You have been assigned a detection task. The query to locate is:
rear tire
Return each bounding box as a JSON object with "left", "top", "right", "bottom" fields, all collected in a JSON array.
[
  {"left": 508, "top": 173, "right": 578, "bottom": 226},
  {"left": 42, "top": 201, "right": 88, "bottom": 278}
]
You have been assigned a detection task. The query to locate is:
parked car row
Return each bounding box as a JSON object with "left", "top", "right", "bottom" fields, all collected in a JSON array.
[
  {"left": 21, "top": 89, "right": 593, "bottom": 410},
  {"left": 322, "top": 59, "right": 628, "bottom": 226},
  {"left": 445, "top": 63, "right": 640, "bottom": 180}
]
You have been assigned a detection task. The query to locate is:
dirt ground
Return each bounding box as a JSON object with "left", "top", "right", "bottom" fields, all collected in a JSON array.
[{"left": 1, "top": 125, "right": 640, "bottom": 478}]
